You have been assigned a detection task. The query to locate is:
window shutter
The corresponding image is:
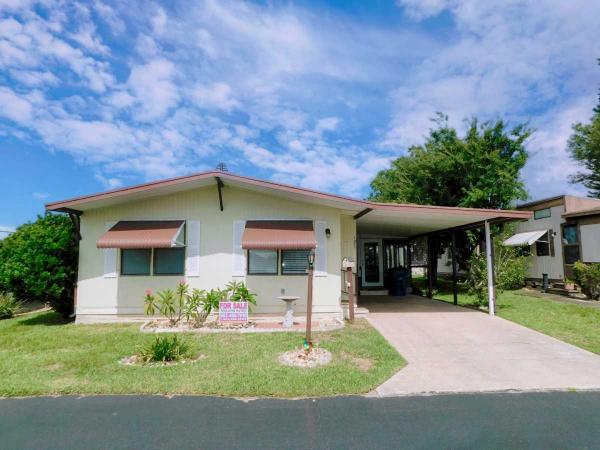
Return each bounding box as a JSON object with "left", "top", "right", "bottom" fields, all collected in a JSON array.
[
  {"left": 103, "top": 222, "right": 117, "bottom": 278},
  {"left": 549, "top": 229, "right": 555, "bottom": 257},
  {"left": 232, "top": 220, "right": 246, "bottom": 277},
  {"left": 315, "top": 221, "right": 327, "bottom": 277},
  {"left": 185, "top": 221, "right": 201, "bottom": 277}
]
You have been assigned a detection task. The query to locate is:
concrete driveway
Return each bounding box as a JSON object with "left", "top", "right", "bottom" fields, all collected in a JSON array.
[{"left": 362, "top": 295, "right": 600, "bottom": 397}]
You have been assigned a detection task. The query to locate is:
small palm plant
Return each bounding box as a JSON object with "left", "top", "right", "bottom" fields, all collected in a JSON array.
[{"left": 137, "top": 335, "right": 190, "bottom": 363}]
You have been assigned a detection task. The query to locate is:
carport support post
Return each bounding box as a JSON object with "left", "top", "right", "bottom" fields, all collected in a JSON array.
[
  {"left": 451, "top": 232, "right": 458, "bottom": 305},
  {"left": 484, "top": 220, "right": 496, "bottom": 316},
  {"left": 426, "top": 237, "right": 433, "bottom": 298}
]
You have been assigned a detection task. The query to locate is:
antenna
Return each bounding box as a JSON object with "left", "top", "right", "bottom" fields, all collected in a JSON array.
[{"left": 215, "top": 162, "right": 228, "bottom": 172}]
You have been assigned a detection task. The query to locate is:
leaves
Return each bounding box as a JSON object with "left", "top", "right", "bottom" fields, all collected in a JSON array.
[
  {"left": 369, "top": 115, "right": 530, "bottom": 209},
  {"left": 144, "top": 281, "right": 257, "bottom": 326},
  {"left": 568, "top": 112, "right": 600, "bottom": 198},
  {"left": 0, "top": 213, "right": 77, "bottom": 317}
]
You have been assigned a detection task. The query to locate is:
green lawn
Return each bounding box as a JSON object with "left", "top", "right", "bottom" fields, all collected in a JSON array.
[
  {"left": 0, "top": 312, "right": 405, "bottom": 397},
  {"left": 416, "top": 277, "right": 600, "bottom": 355}
]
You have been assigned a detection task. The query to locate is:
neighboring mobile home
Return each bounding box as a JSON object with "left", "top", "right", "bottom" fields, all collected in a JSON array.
[
  {"left": 46, "top": 171, "right": 530, "bottom": 323},
  {"left": 505, "top": 195, "right": 600, "bottom": 282}
]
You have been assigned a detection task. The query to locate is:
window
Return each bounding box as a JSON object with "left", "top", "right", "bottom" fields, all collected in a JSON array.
[
  {"left": 121, "top": 249, "right": 151, "bottom": 275},
  {"left": 281, "top": 250, "right": 311, "bottom": 275},
  {"left": 562, "top": 224, "right": 578, "bottom": 244},
  {"left": 562, "top": 224, "right": 580, "bottom": 264},
  {"left": 154, "top": 247, "right": 185, "bottom": 275},
  {"left": 248, "top": 250, "right": 278, "bottom": 275},
  {"left": 536, "top": 240, "right": 550, "bottom": 256},
  {"left": 534, "top": 208, "right": 551, "bottom": 220}
]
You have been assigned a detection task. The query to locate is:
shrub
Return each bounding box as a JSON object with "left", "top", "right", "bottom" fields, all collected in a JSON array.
[
  {"left": 144, "top": 281, "right": 256, "bottom": 327},
  {"left": 137, "top": 335, "right": 190, "bottom": 363},
  {"left": 467, "top": 234, "right": 529, "bottom": 307},
  {"left": 0, "top": 292, "right": 22, "bottom": 320},
  {"left": 573, "top": 261, "right": 600, "bottom": 300},
  {"left": 0, "top": 214, "right": 77, "bottom": 317}
]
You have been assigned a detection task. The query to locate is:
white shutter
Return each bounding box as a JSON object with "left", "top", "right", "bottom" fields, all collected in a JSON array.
[
  {"left": 103, "top": 221, "right": 117, "bottom": 278},
  {"left": 315, "top": 221, "right": 327, "bottom": 277},
  {"left": 185, "top": 221, "right": 201, "bottom": 277},
  {"left": 232, "top": 220, "right": 246, "bottom": 277}
]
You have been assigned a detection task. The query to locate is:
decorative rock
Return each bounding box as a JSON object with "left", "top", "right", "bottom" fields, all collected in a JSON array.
[
  {"left": 278, "top": 348, "right": 332, "bottom": 368},
  {"left": 119, "top": 354, "right": 206, "bottom": 367}
]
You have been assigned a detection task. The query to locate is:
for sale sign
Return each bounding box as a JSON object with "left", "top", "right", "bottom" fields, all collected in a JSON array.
[{"left": 218, "top": 301, "right": 248, "bottom": 323}]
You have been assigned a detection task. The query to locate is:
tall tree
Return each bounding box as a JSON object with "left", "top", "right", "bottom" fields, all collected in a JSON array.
[
  {"left": 370, "top": 114, "right": 530, "bottom": 208},
  {"left": 370, "top": 115, "right": 531, "bottom": 279},
  {"left": 568, "top": 60, "right": 600, "bottom": 198}
]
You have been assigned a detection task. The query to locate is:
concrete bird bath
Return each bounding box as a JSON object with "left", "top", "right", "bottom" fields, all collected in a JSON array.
[{"left": 278, "top": 296, "right": 299, "bottom": 328}]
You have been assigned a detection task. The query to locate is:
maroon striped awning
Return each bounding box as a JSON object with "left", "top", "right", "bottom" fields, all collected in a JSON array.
[
  {"left": 97, "top": 220, "right": 185, "bottom": 249},
  {"left": 242, "top": 220, "right": 316, "bottom": 250}
]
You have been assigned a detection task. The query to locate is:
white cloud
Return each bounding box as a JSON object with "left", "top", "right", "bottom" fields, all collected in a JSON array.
[
  {"left": 0, "top": 87, "right": 34, "bottom": 125},
  {"left": 127, "top": 58, "right": 179, "bottom": 121},
  {"left": 33, "top": 191, "right": 51, "bottom": 199},
  {"left": 94, "top": 173, "right": 123, "bottom": 189},
  {"left": 191, "top": 82, "right": 239, "bottom": 111},
  {"left": 385, "top": 0, "right": 600, "bottom": 200},
  {"left": 93, "top": 1, "right": 126, "bottom": 34},
  {"left": 0, "top": 0, "right": 598, "bottom": 203},
  {"left": 151, "top": 7, "right": 167, "bottom": 35}
]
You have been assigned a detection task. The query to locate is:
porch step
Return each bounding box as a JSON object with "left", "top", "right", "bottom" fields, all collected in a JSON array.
[{"left": 360, "top": 289, "right": 389, "bottom": 296}]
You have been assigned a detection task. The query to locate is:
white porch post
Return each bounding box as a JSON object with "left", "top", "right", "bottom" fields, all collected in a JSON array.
[{"left": 484, "top": 220, "right": 495, "bottom": 316}]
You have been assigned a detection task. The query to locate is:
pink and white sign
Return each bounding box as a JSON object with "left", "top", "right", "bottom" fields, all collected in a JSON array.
[{"left": 218, "top": 301, "right": 248, "bottom": 323}]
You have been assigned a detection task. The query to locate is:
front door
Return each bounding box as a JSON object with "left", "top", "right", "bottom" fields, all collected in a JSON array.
[{"left": 361, "top": 239, "right": 383, "bottom": 287}]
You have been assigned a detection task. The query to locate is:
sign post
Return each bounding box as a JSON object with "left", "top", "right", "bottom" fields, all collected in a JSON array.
[{"left": 305, "top": 250, "right": 315, "bottom": 351}]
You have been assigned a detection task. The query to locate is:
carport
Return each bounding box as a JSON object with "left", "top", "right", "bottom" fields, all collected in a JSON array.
[{"left": 352, "top": 203, "right": 531, "bottom": 316}]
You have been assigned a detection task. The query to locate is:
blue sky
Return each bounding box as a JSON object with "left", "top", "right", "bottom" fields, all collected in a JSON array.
[{"left": 1, "top": 0, "right": 599, "bottom": 233}]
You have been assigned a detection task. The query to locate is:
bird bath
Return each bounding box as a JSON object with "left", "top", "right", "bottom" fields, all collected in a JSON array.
[{"left": 278, "top": 296, "right": 299, "bottom": 328}]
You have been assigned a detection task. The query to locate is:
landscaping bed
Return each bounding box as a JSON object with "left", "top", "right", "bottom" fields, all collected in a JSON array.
[{"left": 0, "top": 312, "right": 405, "bottom": 397}]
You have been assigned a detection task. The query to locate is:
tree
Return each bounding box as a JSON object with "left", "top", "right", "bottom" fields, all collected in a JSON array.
[
  {"left": 370, "top": 114, "right": 530, "bottom": 208},
  {"left": 568, "top": 60, "right": 600, "bottom": 198},
  {"left": 370, "top": 114, "right": 531, "bottom": 278},
  {"left": 468, "top": 229, "right": 529, "bottom": 307},
  {"left": 0, "top": 214, "right": 78, "bottom": 317}
]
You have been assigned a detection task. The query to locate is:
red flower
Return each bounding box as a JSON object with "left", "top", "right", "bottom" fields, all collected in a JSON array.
[{"left": 145, "top": 289, "right": 152, "bottom": 296}]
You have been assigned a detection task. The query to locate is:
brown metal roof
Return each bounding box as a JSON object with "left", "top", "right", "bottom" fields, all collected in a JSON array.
[
  {"left": 45, "top": 170, "right": 531, "bottom": 221},
  {"left": 97, "top": 220, "right": 185, "bottom": 249},
  {"left": 564, "top": 206, "right": 600, "bottom": 218},
  {"left": 242, "top": 220, "right": 317, "bottom": 250}
]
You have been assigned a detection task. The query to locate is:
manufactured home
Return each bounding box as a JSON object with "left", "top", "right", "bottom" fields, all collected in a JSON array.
[
  {"left": 505, "top": 195, "right": 600, "bottom": 282},
  {"left": 46, "top": 171, "right": 530, "bottom": 323}
]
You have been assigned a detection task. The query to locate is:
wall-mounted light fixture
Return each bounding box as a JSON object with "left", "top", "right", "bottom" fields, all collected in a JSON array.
[
  {"left": 325, "top": 228, "right": 331, "bottom": 239},
  {"left": 307, "top": 250, "right": 316, "bottom": 268}
]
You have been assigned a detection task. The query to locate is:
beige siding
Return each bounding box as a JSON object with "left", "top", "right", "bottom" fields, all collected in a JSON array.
[
  {"left": 515, "top": 204, "right": 565, "bottom": 280},
  {"left": 77, "top": 185, "right": 348, "bottom": 321},
  {"left": 581, "top": 224, "right": 600, "bottom": 263}
]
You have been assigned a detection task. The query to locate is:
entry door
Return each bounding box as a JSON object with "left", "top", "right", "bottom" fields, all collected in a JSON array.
[{"left": 361, "top": 239, "right": 383, "bottom": 287}]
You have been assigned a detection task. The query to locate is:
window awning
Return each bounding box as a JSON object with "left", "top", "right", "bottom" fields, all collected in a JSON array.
[
  {"left": 503, "top": 229, "right": 548, "bottom": 247},
  {"left": 242, "top": 220, "right": 317, "bottom": 250},
  {"left": 97, "top": 220, "right": 185, "bottom": 249}
]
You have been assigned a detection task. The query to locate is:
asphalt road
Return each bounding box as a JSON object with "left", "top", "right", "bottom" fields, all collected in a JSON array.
[{"left": 1, "top": 392, "right": 599, "bottom": 449}]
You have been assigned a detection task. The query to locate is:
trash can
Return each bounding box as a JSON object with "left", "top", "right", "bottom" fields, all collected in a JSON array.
[{"left": 388, "top": 268, "right": 409, "bottom": 296}]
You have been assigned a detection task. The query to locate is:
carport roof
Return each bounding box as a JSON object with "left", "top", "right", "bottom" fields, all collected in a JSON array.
[{"left": 46, "top": 171, "right": 531, "bottom": 238}]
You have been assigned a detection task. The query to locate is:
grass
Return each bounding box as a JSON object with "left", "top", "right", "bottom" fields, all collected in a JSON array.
[
  {"left": 415, "top": 276, "right": 600, "bottom": 355},
  {"left": 0, "top": 312, "right": 405, "bottom": 397}
]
